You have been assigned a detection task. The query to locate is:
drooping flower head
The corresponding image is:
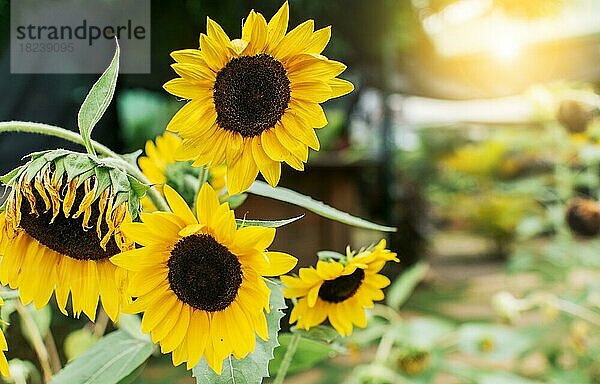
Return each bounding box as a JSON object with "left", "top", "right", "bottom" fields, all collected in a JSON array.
[
  {"left": 138, "top": 132, "right": 227, "bottom": 210},
  {"left": 282, "top": 240, "right": 398, "bottom": 336},
  {"left": 110, "top": 183, "right": 297, "bottom": 373},
  {"left": 0, "top": 150, "right": 148, "bottom": 321},
  {"left": 164, "top": 2, "right": 354, "bottom": 194}
]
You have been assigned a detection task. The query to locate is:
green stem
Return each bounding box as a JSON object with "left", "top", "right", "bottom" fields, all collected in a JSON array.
[
  {"left": 0, "top": 290, "right": 21, "bottom": 300},
  {"left": 15, "top": 302, "right": 55, "bottom": 382},
  {"left": 0, "top": 121, "right": 169, "bottom": 212},
  {"left": 273, "top": 332, "right": 301, "bottom": 384}
]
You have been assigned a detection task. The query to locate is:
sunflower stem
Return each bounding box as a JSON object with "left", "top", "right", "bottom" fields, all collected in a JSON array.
[
  {"left": 0, "top": 121, "right": 170, "bottom": 212},
  {"left": 15, "top": 302, "right": 55, "bottom": 382},
  {"left": 274, "top": 332, "right": 301, "bottom": 384}
]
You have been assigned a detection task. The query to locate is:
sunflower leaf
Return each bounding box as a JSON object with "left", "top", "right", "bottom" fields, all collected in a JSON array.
[
  {"left": 0, "top": 166, "right": 24, "bottom": 185},
  {"left": 192, "top": 280, "right": 286, "bottom": 384},
  {"left": 64, "top": 153, "right": 96, "bottom": 182},
  {"left": 77, "top": 40, "right": 120, "bottom": 157},
  {"left": 235, "top": 215, "right": 304, "bottom": 228},
  {"left": 127, "top": 175, "right": 150, "bottom": 199},
  {"left": 247, "top": 181, "right": 396, "bottom": 232},
  {"left": 49, "top": 330, "right": 154, "bottom": 384},
  {"left": 93, "top": 167, "right": 112, "bottom": 200}
]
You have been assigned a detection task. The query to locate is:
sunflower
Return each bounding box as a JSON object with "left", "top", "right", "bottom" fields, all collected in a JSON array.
[
  {"left": 282, "top": 240, "right": 398, "bottom": 336},
  {"left": 138, "top": 132, "right": 227, "bottom": 210},
  {"left": 163, "top": 1, "right": 354, "bottom": 194},
  {"left": 0, "top": 161, "right": 133, "bottom": 321},
  {"left": 0, "top": 298, "right": 9, "bottom": 377},
  {"left": 110, "top": 183, "right": 297, "bottom": 373}
]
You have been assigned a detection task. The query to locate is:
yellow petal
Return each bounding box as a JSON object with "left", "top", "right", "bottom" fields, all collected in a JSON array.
[
  {"left": 266, "top": 1, "right": 289, "bottom": 49},
  {"left": 252, "top": 137, "right": 282, "bottom": 186},
  {"left": 306, "top": 26, "right": 331, "bottom": 54},
  {"left": 328, "top": 78, "right": 354, "bottom": 99},
  {"left": 291, "top": 81, "right": 332, "bottom": 103},
  {"left": 273, "top": 20, "right": 314, "bottom": 60},
  {"left": 226, "top": 142, "right": 259, "bottom": 194},
  {"left": 164, "top": 185, "right": 197, "bottom": 225}
]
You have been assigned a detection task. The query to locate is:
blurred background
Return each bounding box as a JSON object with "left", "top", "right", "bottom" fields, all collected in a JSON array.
[{"left": 1, "top": 0, "right": 600, "bottom": 383}]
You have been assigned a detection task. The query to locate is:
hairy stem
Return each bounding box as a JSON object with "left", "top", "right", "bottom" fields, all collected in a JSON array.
[
  {"left": 0, "top": 121, "right": 169, "bottom": 211},
  {"left": 273, "top": 332, "right": 301, "bottom": 384},
  {"left": 15, "top": 302, "right": 54, "bottom": 382}
]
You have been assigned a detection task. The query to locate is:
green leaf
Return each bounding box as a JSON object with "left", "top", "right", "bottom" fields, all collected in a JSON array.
[
  {"left": 248, "top": 181, "right": 396, "bottom": 232},
  {"left": 386, "top": 262, "right": 429, "bottom": 310},
  {"left": 192, "top": 280, "right": 286, "bottom": 384},
  {"left": 222, "top": 193, "right": 247, "bottom": 210},
  {"left": 64, "top": 329, "right": 99, "bottom": 361},
  {"left": 236, "top": 215, "right": 304, "bottom": 229},
  {"left": 109, "top": 169, "right": 130, "bottom": 194},
  {"left": 115, "top": 314, "right": 150, "bottom": 342},
  {"left": 120, "top": 150, "right": 143, "bottom": 164},
  {"left": 93, "top": 167, "right": 112, "bottom": 200},
  {"left": 50, "top": 330, "right": 154, "bottom": 384},
  {"left": 25, "top": 157, "right": 49, "bottom": 182},
  {"left": 127, "top": 175, "right": 150, "bottom": 199},
  {"left": 0, "top": 166, "right": 23, "bottom": 185},
  {"left": 268, "top": 334, "right": 338, "bottom": 376},
  {"left": 64, "top": 154, "right": 96, "bottom": 181},
  {"left": 77, "top": 41, "right": 120, "bottom": 156}
]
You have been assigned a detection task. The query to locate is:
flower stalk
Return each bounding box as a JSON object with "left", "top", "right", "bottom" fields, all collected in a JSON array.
[{"left": 274, "top": 332, "right": 301, "bottom": 384}]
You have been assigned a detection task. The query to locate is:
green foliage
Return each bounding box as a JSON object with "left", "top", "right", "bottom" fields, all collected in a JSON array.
[
  {"left": 236, "top": 215, "right": 304, "bottom": 229},
  {"left": 77, "top": 42, "right": 120, "bottom": 157},
  {"left": 248, "top": 181, "right": 396, "bottom": 232},
  {"left": 50, "top": 330, "right": 154, "bottom": 384},
  {"left": 191, "top": 281, "right": 286, "bottom": 384},
  {"left": 64, "top": 329, "right": 99, "bottom": 361}
]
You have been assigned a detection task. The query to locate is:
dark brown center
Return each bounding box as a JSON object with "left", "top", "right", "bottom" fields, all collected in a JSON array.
[
  {"left": 213, "top": 54, "right": 290, "bottom": 137},
  {"left": 318, "top": 268, "right": 365, "bottom": 303},
  {"left": 167, "top": 234, "right": 243, "bottom": 311},
  {"left": 18, "top": 179, "right": 120, "bottom": 261}
]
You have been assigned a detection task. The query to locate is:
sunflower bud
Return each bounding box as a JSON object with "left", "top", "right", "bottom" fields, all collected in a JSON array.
[
  {"left": 0, "top": 149, "right": 149, "bottom": 321},
  {"left": 557, "top": 99, "right": 596, "bottom": 134},
  {"left": 396, "top": 348, "right": 430, "bottom": 375},
  {"left": 565, "top": 198, "right": 600, "bottom": 237}
]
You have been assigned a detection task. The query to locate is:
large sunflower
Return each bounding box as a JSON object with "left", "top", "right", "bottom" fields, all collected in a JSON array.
[
  {"left": 282, "top": 240, "right": 398, "bottom": 336},
  {"left": 138, "top": 132, "right": 227, "bottom": 210},
  {"left": 163, "top": 1, "right": 354, "bottom": 194},
  {"left": 0, "top": 164, "right": 132, "bottom": 321},
  {"left": 110, "top": 183, "right": 297, "bottom": 373}
]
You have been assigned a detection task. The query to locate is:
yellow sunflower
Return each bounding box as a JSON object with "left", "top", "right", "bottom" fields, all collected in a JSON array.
[
  {"left": 110, "top": 183, "right": 297, "bottom": 373},
  {"left": 163, "top": 1, "right": 354, "bottom": 194},
  {"left": 282, "top": 240, "right": 398, "bottom": 336},
  {"left": 138, "top": 132, "right": 227, "bottom": 211},
  {"left": 0, "top": 165, "right": 132, "bottom": 321},
  {"left": 0, "top": 298, "right": 9, "bottom": 377}
]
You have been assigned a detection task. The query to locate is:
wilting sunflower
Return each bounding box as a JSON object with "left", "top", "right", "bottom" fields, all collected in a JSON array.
[
  {"left": 138, "top": 132, "right": 227, "bottom": 210},
  {"left": 0, "top": 151, "right": 142, "bottom": 321},
  {"left": 110, "top": 183, "right": 297, "bottom": 373},
  {"left": 163, "top": 1, "right": 354, "bottom": 194},
  {"left": 282, "top": 240, "right": 398, "bottom": 336},
  {"left": 0, "top": 298, "right": 9, "bottom": 377}
]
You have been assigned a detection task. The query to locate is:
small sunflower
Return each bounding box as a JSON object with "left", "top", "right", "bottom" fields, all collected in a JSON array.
[
  {"left": 110, "top": 183, "right": 297, "bottom": 373},
  {"left": 0, "top": 298, "right": 9, "bottom": 377},
  {"left": 282, "top": 240, "right": 398, "bottom": 336},
  {"left": 138, "top": 132, "right": 227, "bottom": 210},
  {"left": 163, "top": 1, "right": 354, "bottom": 194},
  {"left": 0, "top": 151, "right": 142, "bottom": 321}
]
